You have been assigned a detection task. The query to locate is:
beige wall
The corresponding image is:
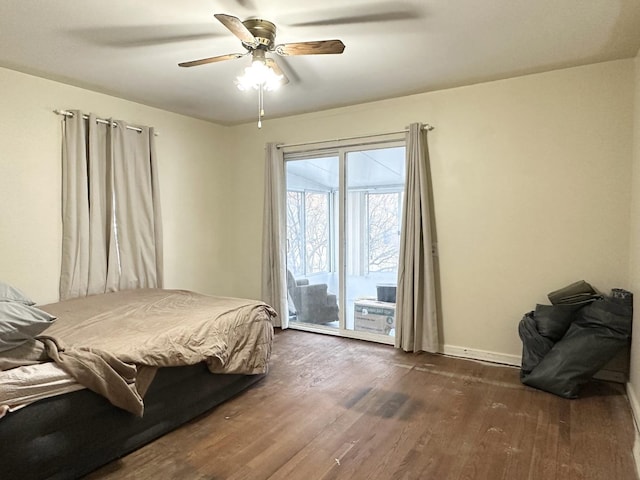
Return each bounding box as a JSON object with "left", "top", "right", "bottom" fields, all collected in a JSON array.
[
  {"left": 227, "top": 60, "right": 635, "bottom": 359},
  {"left": 1, "top": 59, "right": 635, "bottom": 362},
  {"left": 628, "top": 50, "right": 640, "bottom": 420},
  {"left": 0, "top": 67, "right": 234, "bottom": 304}
]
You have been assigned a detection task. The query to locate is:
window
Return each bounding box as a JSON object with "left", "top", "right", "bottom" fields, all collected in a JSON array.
[
  {"left": 286, "top": 191, "right": 303, "bottom": 276},
  {"left": 367, "top": 191, "right": 402, "bottom": 273},
  {"left": 305, "top": 192, "right": 331, "bottom": 275},
  {"left": 286, "top": 190, "right": 332, "bottom": 277}
]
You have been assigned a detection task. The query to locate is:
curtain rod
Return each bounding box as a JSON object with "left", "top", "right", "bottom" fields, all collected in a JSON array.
[
  {"left": 54, "top": 110, "right": 159, "bottom": 136},
  {"left": 276, "top": 123, "right": 434, "bottom": 150}
]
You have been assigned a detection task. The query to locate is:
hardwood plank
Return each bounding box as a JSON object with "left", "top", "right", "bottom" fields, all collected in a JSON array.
[{"left": 87, "top": 330, "right": 638, "bottom": 480}]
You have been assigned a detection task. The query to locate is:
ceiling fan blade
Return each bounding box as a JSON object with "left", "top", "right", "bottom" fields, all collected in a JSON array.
[
  {"left": 275, "top": 40, "right": 345, "bottom": 56},
  {"left": 178, "top": 52, "right": 245, "bottom": 67},
  {"left": 214, "top": 13, "right": 257, "bottom": 46},
  {"left": 265, "top": 58, "right": 290, "bottom": 85},
  {"left": 72, "top": 25, "right": 225, "bottom": 48},
  {"left": 288, "top": 12, "right": 416, "bottom": 27},
  {"left": 280, "top": 3, "right": 421, "bottom": 27},
  {"left": 234, "top": 0, "right": 256, "bottom": 9}
]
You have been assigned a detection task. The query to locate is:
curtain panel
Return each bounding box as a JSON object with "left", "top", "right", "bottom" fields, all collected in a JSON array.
[
  {"left": 60, "top": 111, "right": 163, "bottom": 300},
  {"left": 395, "top": 123, "right": 439, "bottom": 353},
  {"left": 261, "top": 143, "right": 289, "bottom": 328}
]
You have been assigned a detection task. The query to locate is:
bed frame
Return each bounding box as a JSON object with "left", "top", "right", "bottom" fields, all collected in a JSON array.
[{"left": 0, "top": 363, "right": 264, "bottom": 480}]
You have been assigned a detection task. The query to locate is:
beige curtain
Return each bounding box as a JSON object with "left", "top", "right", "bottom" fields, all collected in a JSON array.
[
  {"left": 60, "top": 111, "right": 163, "bottom": 300},
  {"left": 261, "top": 143, "right": 289, "bottom": 328},
  {"left": 395, "top": 123, "right": 439, "bottom": 353}
]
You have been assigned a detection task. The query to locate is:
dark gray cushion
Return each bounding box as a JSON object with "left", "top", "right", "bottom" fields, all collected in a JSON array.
[{"left": 533, "top": 303, "right": 581, "bottom": 342}]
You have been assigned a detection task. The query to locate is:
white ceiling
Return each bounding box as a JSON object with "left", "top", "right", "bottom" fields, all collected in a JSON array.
[{"left": 1, "top": 0, "right": 639, "bottom": 126}]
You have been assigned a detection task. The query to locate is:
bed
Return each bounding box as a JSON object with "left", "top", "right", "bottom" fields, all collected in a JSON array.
[{"left": 0, "top": 287, "right": 275, "bottom": 480}]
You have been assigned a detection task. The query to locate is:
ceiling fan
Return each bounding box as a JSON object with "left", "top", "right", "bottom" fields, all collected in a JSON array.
[
  {"left": 178, "top": 13, "right": 346, "bottom": 84},
  {"left": 179, "top": 13, "right": 345, "bottom": 127}
]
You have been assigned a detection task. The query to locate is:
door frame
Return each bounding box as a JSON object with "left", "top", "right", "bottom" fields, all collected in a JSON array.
[{"left": 282, "top": 136, "right": 406, "bottom": 345}]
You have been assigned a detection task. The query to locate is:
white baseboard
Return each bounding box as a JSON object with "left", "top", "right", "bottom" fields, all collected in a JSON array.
[
  {"left": 629, "top": 384, "right": 640, "bottom": 479},
  {"left": 441, "top": 345, "right": 628, "bottom": 384},
  {"left": 634, "top": 432, "right": 640, "bottom": 480},
  {"left": 628, "top": 383, "right": 640, "bottom": 430},
  {"left": 593, "top": 369, "right": 628, "bottom": 383},
  {"left": 441, "top": 344, "right": 521, "bottom": 367}
]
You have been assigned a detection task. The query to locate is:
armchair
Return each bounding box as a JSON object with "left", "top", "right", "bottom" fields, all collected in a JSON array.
[{"left": 287, "top": 270, "right": 339, "bottom": 324}]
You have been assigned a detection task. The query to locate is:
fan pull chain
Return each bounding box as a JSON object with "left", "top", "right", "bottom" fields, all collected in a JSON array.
[{"left": 257, "top": 83, "right": 264, "bottom": 128}]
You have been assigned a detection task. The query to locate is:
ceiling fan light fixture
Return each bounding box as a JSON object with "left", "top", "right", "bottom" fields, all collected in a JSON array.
[
  {"left": 235, "top": 54, "right": 285, "bottom": 128},
  {"left": 235, "top": 60, "right": 284, "bottom": 92}
]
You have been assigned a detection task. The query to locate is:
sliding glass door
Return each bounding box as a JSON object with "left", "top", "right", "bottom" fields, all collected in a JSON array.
[{"left": 285, "top": 142, "right": 405, "bottom": 344}]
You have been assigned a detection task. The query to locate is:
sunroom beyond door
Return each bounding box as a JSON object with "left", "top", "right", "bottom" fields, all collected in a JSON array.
[{"left": 285, "top": 143, "right": 405, "bottom": 344}]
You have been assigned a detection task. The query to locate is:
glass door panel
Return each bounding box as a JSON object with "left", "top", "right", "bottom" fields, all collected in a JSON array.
[
  {"left": 345, "top": 146, "right": 406, "bottom": 337},
  {"left": 285, "top": 156, "right": 340, "bottom": 329}
]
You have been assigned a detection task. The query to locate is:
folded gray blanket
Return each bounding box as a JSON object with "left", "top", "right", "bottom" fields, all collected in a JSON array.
[{"left": 547, "top": 280, "right": 600, "bottom": 305}]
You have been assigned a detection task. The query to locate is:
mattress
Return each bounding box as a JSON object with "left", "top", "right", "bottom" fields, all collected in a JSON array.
[{"left": 0, "top": 363, "right": 265, "bottom": 480}]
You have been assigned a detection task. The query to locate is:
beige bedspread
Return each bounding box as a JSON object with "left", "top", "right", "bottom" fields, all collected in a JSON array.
[{"left": 27, "top": 289, "right": 274, "bottom": 416}]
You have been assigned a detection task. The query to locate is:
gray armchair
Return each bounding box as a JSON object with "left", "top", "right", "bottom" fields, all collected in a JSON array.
[{"left": 287, "top": 270, "right": 339, "bottom": 324}]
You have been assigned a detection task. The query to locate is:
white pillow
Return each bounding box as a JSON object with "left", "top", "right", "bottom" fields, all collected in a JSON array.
[
  {"left": 0, "top": 302, "right": 56, "bottom": 352},
  {"left": 0, "top": 281, "right": 35, "bottom": 305}
]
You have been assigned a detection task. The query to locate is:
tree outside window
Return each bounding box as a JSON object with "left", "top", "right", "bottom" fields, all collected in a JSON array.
[
  {"left": 286, "top": 190, "right": 331, "bottom": 276},
  {"left": 367, "top": 192, "right": 402, "bottom": 273},
  {"left": 286, "top": 191, "right": 303, "bottom": 276},
  {"left": 305, "top": 192, "right": 330, "bottom": 274}
]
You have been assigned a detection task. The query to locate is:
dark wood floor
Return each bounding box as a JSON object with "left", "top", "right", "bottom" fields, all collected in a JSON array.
[{"left": 88, "top": 330, "right": 638, "bottom": 480}]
